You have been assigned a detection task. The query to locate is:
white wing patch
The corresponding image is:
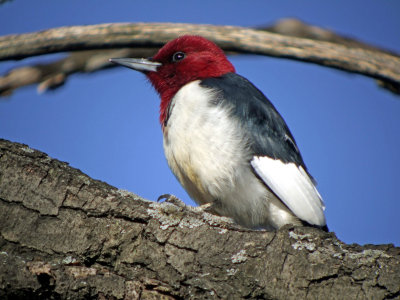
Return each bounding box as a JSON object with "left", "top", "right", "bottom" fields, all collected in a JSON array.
[{"left": 251, "top": 156, "right": 326, "bottom": 226}]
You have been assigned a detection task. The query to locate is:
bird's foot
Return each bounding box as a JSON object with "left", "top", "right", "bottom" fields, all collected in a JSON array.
[
  {"left": 157, "top": 194, "right": 186, "bottom": 208},
  {"left": 190, "top": 202, "right": 214, "bottom": 213}
]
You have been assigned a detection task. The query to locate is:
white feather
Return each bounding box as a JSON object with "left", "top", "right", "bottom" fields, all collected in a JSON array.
[
  {"left": 251, "top": 156, "right": 326, "bottom": 226},
  {"left": 164, "top": 81, "right": 294, "bottom": 229}
]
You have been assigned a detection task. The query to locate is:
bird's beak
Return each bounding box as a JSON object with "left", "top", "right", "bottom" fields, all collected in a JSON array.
[{"left": 109, "top": 58, "right": 161, "bottom": 73}]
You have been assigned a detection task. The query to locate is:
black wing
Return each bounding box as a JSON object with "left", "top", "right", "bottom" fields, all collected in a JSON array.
[{"left": 200, "top": 73, "right": 307, "bottom": 168}]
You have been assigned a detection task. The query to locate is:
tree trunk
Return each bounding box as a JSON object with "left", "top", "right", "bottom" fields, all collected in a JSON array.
[{"left": 0, "top": 138, "right": 399, "bottom": 299}]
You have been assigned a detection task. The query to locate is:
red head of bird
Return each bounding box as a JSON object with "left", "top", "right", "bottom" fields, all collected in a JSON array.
[{"left": 110, "top": 35, "right": 235, "bottom": 125}]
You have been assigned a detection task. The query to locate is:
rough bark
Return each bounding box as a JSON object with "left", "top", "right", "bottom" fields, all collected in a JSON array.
[
  {"left": 1, "top": 21, "right": 400, "bottom": 97},
  {"left": 0, "top": 138, "right": 399, "bottom": 299}
]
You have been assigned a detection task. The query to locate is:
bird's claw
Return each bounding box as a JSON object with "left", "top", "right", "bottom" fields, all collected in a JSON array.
[
  {"left": 190, "top": 202, "right": 213, "bottom": 213},
  {"left": 157, "top": 194, "right": 186, "bottom": 208}
]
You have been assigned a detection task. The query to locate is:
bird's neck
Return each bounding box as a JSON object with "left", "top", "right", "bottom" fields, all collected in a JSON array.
[{"left": 159, "top": 89, "right": 179, "bottom": 130}]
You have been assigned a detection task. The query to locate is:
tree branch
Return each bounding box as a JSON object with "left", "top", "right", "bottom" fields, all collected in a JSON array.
[
  {"left": 1, "top": 21, "right": 399, "bottom": 97},
  {"left": 260, "top": 18, "right": 396, "bottom": 55},
  {"left": 0, "top": 48, "right": 158, "bottom": 96},
  {"left": 0, "top": 138, "right": 399, "bottom": 299}
]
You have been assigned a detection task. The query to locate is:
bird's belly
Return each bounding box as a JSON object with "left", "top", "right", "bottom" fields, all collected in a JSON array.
[
  {"left": 164, "top": 122, "right": 270, "bottom": 227},
  {"left": 163, "top": 102, "right": 246, "bottom": 205},
  {"left": 162, "top": 81, "right": 248, "bottom": 200},
  {"left": 162, "top": 81, "right": 298, "bottom": 229}
]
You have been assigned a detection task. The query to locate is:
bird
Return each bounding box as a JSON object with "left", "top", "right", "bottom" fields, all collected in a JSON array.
[{"left": 110, "top": 35, "right": 327, "bottom": 231}]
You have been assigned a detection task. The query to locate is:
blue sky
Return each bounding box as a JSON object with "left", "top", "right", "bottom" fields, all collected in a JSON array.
[{"left": 0, "top": 1, "right": 399, "bottom": 246}]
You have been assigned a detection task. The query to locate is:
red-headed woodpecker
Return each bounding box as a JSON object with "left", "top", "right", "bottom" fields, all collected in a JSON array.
[{"left": 110, "top": 35, "right": 327, "bottom": 231}]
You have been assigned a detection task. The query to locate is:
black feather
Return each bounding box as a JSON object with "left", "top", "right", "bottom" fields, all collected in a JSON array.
[{"left": 200, "top": 73, "right": 307, "bottom": 169}]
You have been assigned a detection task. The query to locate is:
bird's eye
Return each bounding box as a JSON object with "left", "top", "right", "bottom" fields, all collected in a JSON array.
[{"left": 172, "top": 52, "right": 186, "bottom": 62}]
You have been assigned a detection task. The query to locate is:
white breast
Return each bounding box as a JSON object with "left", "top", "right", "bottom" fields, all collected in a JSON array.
[
  {"left": 162, "top": 81, "right": 299, "bottom": 229},
  {"left": 163, "top": 80, "right": 248, "bottom": 200}
]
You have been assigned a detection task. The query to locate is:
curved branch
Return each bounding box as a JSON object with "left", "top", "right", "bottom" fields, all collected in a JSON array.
[
  {"left": 1, "top": 22, "right": 399, "bottom": 94},
  {"left": 0, "top": 48, "right": 158, "bottom": 96},
  {"left": 0, "top": 138, "right": 400, "bottom": 299},
  {"left": 260, "top": 18, "right": 397, "bottom": 55},
  {"left": 3, "top": 18, "right": 399, "bottom": 97}
]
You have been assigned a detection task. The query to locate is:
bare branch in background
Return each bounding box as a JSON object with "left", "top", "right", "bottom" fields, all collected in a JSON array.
[
  {"left": 261, "top": 18, "right": 396, "bottom": 54},
  {"left": 0, "top": 20, "right": 399, "bottom": 97},
  {"left": 0, "top": 48, "right": 158, "bottom": 96}
]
